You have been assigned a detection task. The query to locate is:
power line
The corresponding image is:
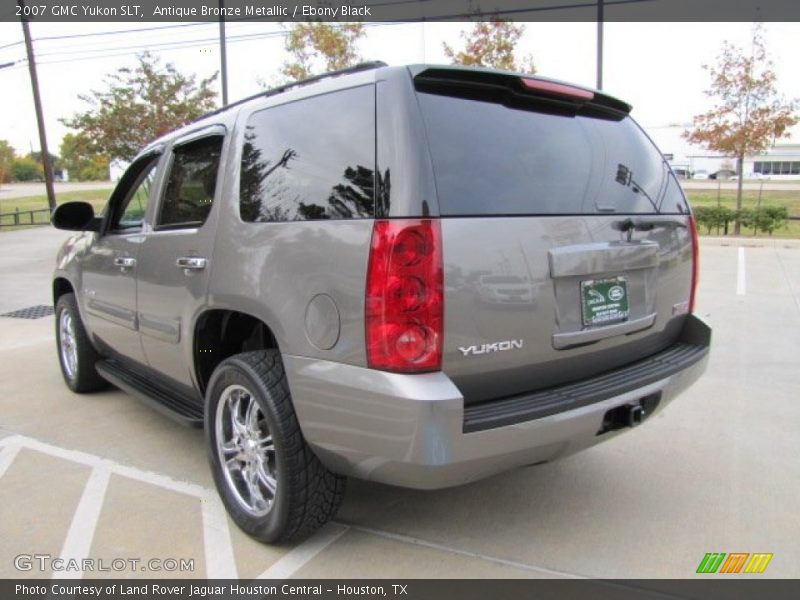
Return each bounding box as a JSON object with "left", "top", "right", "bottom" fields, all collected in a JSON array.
[
  {"left": 1, "top": 23, "right": 278, "bottom": 59},
  {"left": 6, "top": 22, "right": 407, "bottom": 65},
  {"left": 3, "top": 22, "right": 406, "bottom": 68},
  {"left": 0, "top": 40, "right": 24, "bottom": 51},
  {"left": 0, "top": 21, "right": 217, "bottom": 52},
  {"left": 34, "top": 29, "right": 287, "bottom": 58},
  {"left": 32, "top": 21, "right": 213, "bottom": 43}
]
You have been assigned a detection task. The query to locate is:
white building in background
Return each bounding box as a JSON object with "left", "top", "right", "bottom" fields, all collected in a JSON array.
[
  {"left": 109, "top": 160, "right": 130, "bottom": 182},
  {"left": 645, "top": 124, "right": 800, "bottom": 180}
]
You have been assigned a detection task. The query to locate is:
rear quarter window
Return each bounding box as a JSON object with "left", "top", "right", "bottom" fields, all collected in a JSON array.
[
  {"left": 239, "top": 85, "right": 376, "bottom": 222},
  {"left": 417, "top": 92, "right": 688, "bottom": 216}
]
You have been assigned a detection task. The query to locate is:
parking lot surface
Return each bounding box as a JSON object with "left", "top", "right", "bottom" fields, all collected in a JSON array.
[{"left": 0, "top": 227, "right": 798, "bottom": 579}]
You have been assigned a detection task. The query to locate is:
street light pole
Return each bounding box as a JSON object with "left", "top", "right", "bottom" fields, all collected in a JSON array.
[
  {"left": 18, "top": 0, "right": 56, "bottom": 211},
  {"left": 596, "top": 0, "right": 604, "bottom": 90},
  {"left": 219, "top": 0, "right": 229, "bottom": 107}
]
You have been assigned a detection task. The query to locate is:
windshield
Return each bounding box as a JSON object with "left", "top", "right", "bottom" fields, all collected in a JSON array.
[{"left": 417, "top": 92, "right": 689, "bottom": 216}]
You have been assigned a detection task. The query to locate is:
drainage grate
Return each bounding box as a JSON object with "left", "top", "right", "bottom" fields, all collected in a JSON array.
[{"left": 0, "top": 305, "right": 55, "bottom": 319}]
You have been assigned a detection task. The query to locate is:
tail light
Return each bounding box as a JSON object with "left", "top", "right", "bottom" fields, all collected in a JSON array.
[
  {"left": 688, "top": 214, "right": 699, "bottom": 313},
  {"left": 366, "top": 219, "right": 443, "bottom": 373}
]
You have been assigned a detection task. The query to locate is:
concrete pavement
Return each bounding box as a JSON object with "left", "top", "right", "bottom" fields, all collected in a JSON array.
[{"left": 0, "top": 228, "right": 798, "bottom": 579}]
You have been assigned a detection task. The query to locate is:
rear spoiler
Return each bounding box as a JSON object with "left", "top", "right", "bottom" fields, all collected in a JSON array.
[{"left": 411, "top": 66, "right": 631, "bottom": 121}]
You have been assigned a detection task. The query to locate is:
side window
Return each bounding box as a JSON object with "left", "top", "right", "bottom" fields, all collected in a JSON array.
[
  {"left": 240, "top": 85, "right": 375, "bottom": 222},
  {"left": 109, "top": 156, "right": 159, "bottom": 232},
  {"left": 157, "top": 136, "right": 224, "bottom": 229}
]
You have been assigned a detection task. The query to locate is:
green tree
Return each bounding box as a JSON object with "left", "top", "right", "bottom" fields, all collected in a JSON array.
[
  {"left": 278, "top": 23, "right": 365, "bottom": 83},
  {"left": 0, "top": 140, "right": 14, "bottom": 185},
  {"left": 61, "top": 52, "right": 218, "bottom": 162},
  {"left": 684, "top": 24, "right": 797, "bottom": 234},
  {"left": 11, "top": 156, "right": 43, "bottom": 182},
  {"left": 59, "top": 133, "right": 109, "bottom": 181},
  {"left": 443, "top": 20, "right": 536, "bottom": 73}
]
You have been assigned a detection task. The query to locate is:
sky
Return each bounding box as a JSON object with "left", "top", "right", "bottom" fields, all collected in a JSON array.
[{"left": 0, "top": 20, "right": 798, "bottom": 157}]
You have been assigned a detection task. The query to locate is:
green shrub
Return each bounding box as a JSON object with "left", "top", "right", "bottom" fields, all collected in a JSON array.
[
  {"left": 737, "top": 206, "right": 789, "bottom": 236},
  {"left": 10, "top": 156, "right": 43, "bottom": 182},
  {"left": 694, "top": 206, "right": 735, "bottom": 234}
]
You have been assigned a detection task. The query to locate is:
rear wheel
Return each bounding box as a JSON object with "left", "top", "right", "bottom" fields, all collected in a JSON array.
[
  {"left": 55, "top": 293, "right": 107, "bottom": 393},
  {"left": 205, "top": 350, "right": 345, "bottom": 543}
]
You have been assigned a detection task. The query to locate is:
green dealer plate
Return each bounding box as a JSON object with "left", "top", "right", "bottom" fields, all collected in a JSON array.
[{"left": 580, "top": 277, "right": 629, "bottom": 326}]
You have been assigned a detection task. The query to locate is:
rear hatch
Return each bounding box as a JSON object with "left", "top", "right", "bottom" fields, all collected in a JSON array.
[{"left": 413, "top": 68, "right": 695, "bottom": 405}]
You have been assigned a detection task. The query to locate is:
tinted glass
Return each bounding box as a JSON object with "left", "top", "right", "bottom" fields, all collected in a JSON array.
[
  {"left": 240, "top": 86, "right": 375, "bottom": 222},
  {"left": 158, "top": 136, "right": 223, "bottom": 228},
  {"left": 417, "top": 93, "right": 688, "bottom": 216},
  {"left": 111, "top": 157, "right": 158, "bottom": 231}
]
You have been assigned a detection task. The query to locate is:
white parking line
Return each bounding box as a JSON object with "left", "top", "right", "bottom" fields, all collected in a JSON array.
[
  {"left": 55, "top": 466, "right": 111, "bottom": 580},
  {"left": 0, "top": 434, "right": 619, "bottom": 581},
  {"left": 0, "top": 434, "right": 208, "bottom": 497},
  {"left": 0, "top": 434, "right": 237, "bottom": 579},
  {"left": 201, "top": 494, "right": 239, "bottom": 579},
  {"left": 348, "top": 524, "right": 587, "bottom": 579},
  {"left": 257, "top": 523, "right": 349, "bottom": 579},
  {"left": 0, "top": 439, "right": 22, "bottom": 479},
  {"left": 737, "top": 247, "right": 746, "bottom": 295}
]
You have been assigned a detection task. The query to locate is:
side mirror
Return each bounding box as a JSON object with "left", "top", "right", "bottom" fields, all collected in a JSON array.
[{"left": 51, "top": 201, "right": 101, "bottom": 232}]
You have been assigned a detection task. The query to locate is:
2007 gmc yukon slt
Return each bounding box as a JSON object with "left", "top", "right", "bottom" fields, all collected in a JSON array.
[{"left": 51, "top": 63, "right": 711, "bottom": 543}]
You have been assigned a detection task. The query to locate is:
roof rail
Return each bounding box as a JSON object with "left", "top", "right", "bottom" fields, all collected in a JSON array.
[{"left": 199, "top": 61, "right": 388, "bottom": 122}]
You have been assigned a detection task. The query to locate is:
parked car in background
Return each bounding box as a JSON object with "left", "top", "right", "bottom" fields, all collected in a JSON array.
[
  {"left": 710, "top": 169, "right": 736, "bottom": 180},
  {"left": 693, "top": 170, "right": 709, "bottom": 180},
  {"left": 672, "top": 167, "right": 691, "bottom": 179}
]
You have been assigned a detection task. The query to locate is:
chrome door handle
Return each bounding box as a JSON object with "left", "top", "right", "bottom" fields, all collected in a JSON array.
[
  {"left": 113, "top": 257, "right": 136, "bottom": 269},
  {"left": 176, "top": 257, "right": 207, "bottom": 271}
]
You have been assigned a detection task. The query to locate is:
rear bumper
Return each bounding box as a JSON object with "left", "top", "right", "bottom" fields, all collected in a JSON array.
[{"left": 285, "top": 315, "right": 711, "bottom": 489}]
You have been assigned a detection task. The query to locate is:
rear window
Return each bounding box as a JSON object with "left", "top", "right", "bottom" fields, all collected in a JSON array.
[{"left": 416, "top": 92, "right": 688, "bottom": 216}]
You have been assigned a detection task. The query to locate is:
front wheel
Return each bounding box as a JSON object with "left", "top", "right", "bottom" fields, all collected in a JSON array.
[
  {"left": 55, "top": 293, "right": 107, "bottom": 393},
  {"left": 205, "top": 350, "right": 346, "bottom": 543}
]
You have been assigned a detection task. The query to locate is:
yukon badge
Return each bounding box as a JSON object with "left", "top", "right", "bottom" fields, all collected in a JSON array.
[{"left": 459, "top": 339, "right": 524, "bottom": 357}]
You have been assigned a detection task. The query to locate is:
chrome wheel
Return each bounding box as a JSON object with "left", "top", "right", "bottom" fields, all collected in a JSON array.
[
  {"left": 59, "top": 309, "right": 78, "bottom": 381},
  {"left": 215, "top": 384, "right": 277, "bottom": 517}
]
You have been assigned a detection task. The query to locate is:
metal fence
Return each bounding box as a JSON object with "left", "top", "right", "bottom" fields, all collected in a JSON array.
[{"left": 0, "top": 207, "right": 52, "bottom": 228}]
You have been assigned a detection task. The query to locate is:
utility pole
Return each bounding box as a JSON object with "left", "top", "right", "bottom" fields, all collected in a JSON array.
[
  {"left": 219, "top": 0, "right": 228, "bottom": 106},
  {"left": 18, "top": 0, "right": 56, "bottom": 211},
  {"left": 596, "top": 0, "right": 604, "bottom": 90}
]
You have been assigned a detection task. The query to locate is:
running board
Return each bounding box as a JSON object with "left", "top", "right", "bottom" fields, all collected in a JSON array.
[{"left": 96, "top": 360, "right": 204, "bottom": 428}]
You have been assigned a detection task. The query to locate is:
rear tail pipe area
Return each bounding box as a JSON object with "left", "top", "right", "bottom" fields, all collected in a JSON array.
[{"left": 598, "top": 392, "right": 661, "bottom": 435}]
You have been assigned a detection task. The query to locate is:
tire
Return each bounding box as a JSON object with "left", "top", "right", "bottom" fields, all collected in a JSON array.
[
  {"left": 205, "top": 350, "right": 346, "bottom": 544},
  {"left": 55, "top": 292, "right": 107, "bottom": 393}
]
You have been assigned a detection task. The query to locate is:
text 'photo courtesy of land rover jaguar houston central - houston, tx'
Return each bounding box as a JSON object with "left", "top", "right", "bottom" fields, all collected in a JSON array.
[{"left": 51, "top": 63, "right": 711, "bottom": 543}]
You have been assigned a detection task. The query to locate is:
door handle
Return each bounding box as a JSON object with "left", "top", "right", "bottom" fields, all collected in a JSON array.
[
  {"left": 176, "top": 257, "right": 207, "bottom": 271},
  {"left": 113, "top": 257, "right": 136, "bottom": 269}
]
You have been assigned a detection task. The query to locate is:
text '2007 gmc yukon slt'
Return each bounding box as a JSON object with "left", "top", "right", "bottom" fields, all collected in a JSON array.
[{"left": 51, "top": 63, "right": 711, "bottom": 543}]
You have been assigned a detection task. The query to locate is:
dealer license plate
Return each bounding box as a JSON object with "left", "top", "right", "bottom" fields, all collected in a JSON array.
[{"left": 580, "top": 277, "right": 629, "bottom": 326}]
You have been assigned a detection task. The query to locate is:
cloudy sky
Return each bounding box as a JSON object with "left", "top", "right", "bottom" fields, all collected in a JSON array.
[{"left": 0, "top": 20, "right": 798, "bottom": 156}]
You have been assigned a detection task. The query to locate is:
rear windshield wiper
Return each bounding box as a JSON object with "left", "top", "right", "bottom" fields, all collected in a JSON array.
[{"left": 613, "top": 217, "right": 687, "bottom": 240}]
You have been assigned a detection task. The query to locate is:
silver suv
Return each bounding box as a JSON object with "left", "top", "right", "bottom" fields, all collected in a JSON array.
[{"left": 51, "top": 63, "right": 711, "bottom": 543}]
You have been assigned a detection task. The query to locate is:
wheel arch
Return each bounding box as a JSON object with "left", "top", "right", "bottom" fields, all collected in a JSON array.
[
  {"left": 192, "top": 308, "right": 281, "bottom": 394},
  {"left": 53, "top": 276, "right": 75, "bottom": 305}
]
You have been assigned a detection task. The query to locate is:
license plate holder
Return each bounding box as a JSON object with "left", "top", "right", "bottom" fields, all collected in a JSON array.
[{"left": 581, "top": 276, "right": 630, "bottom": 326}]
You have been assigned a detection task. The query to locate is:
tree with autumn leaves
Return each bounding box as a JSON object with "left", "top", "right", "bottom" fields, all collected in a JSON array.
[
  {"left": 444, "top": 20, "right": 536, "bottom": 73},
  {"left": 279, "top": 23, "right": 365, "bottom": 83},
  {"left": 684, "top": 24, "right": 797, "bottom": 234},
  {"left": 62, "top": 52, "right": 218, "bottom": 162},
  {"left": 276, "top": 20, "right": 535, "bottom": 84}
]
